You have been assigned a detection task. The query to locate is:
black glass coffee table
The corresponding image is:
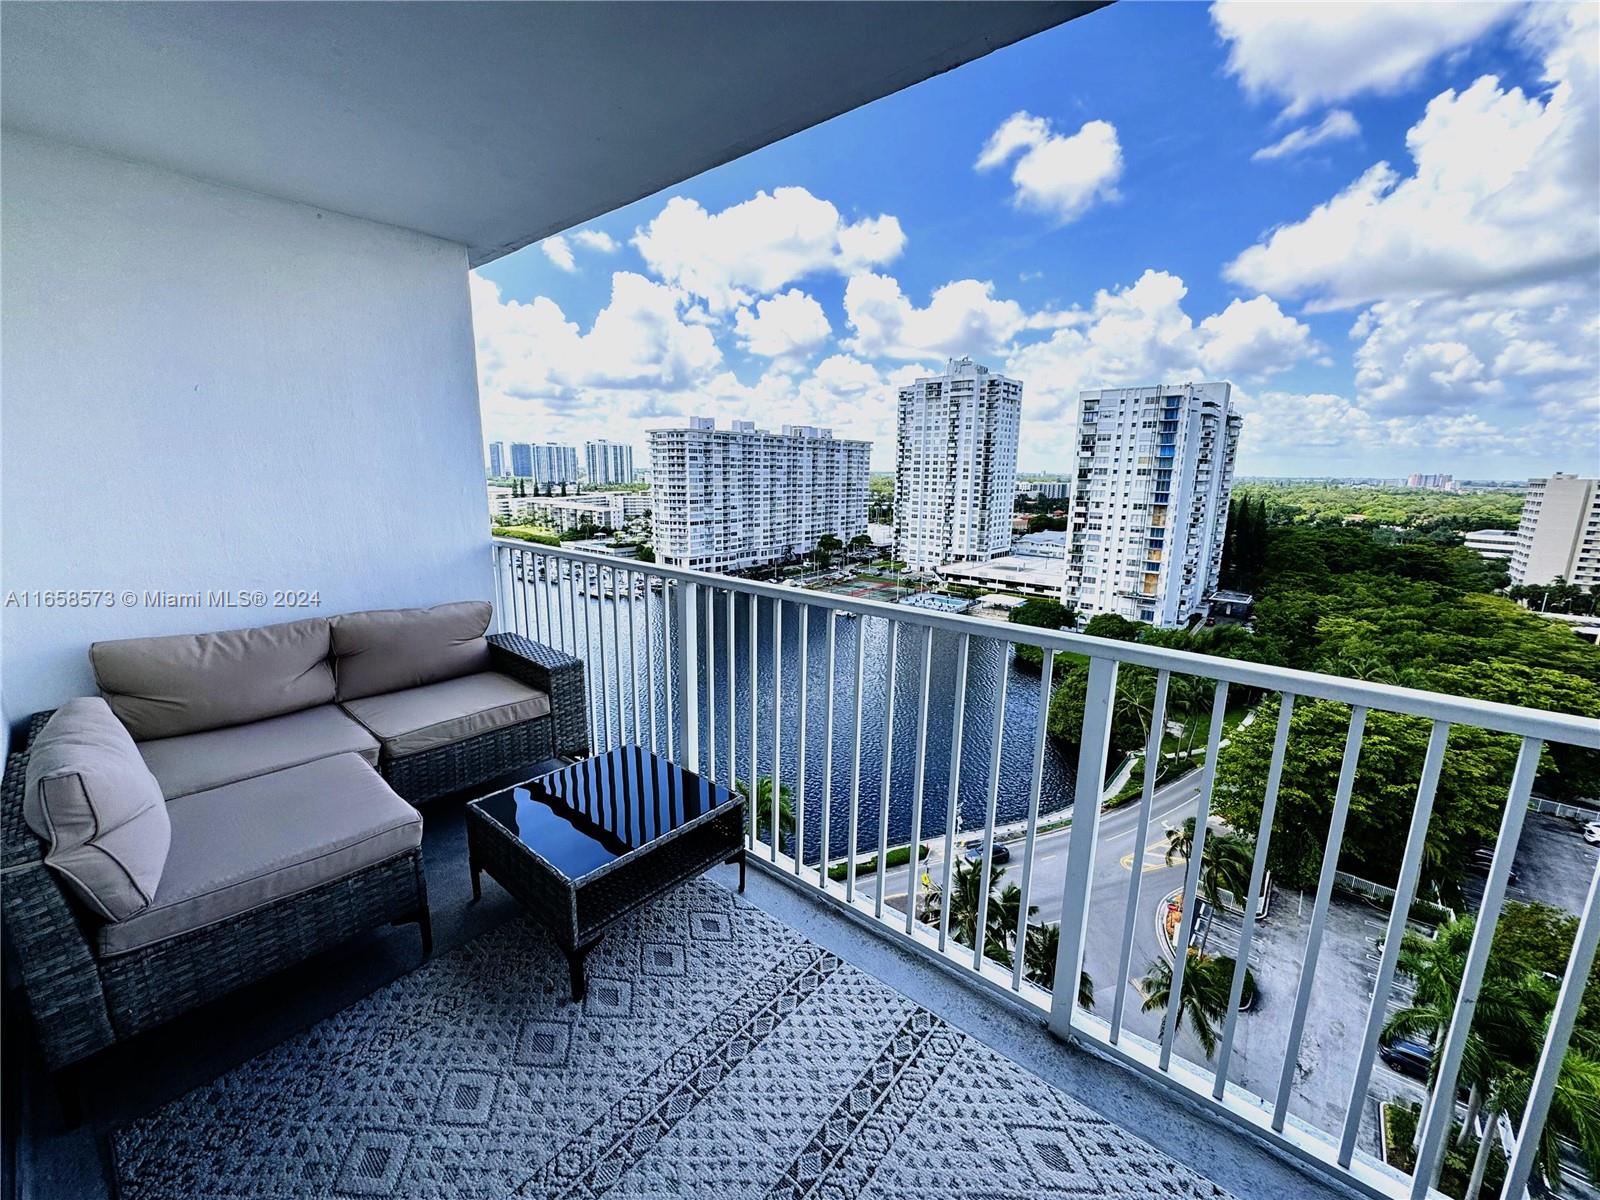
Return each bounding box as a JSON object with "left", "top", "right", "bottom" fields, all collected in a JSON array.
[{"left": 466, "top": 746, "right": 746, "bottom": 1000}]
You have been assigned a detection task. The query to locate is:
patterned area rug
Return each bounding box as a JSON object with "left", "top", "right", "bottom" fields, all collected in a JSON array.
[{"left": 113, "top": 881, "right": 1233, "bottom": 1199}]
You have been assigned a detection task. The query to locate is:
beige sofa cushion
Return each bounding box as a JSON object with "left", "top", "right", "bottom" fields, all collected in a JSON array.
[
  {"left": 137, "top": 704, "right": 381, "bottom": 800},
  {"left": 91, "top": 616, "right": 335, "bottom": 740},
  {"left": 98, "top": 753, "right": 421, "bottom": 958},
  {"left": 330, "top": 601, "right": 493, "bottom": 701},
  {"left": 340, "top": 671, "right": 550, "bottom": 759},
  {"left": 23, "top": 698, "right": 171, "bottom": 921}
]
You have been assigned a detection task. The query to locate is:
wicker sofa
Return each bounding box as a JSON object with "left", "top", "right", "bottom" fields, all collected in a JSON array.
[{"left": 1, "top": 601, "right": 588, "bottom": 1078}]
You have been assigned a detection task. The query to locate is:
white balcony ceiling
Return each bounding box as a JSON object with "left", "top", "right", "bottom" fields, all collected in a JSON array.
[{"left": 0, "top": 1, "right": 1101, "bottom": 265}]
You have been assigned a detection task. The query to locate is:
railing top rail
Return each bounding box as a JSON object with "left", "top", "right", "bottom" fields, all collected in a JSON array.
[{"left": 492, "top": 538, "right": 1600, "bottom": 748}]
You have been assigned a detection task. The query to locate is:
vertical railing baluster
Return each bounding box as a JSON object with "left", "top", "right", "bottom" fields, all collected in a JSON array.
[
  {"left": 819, "top": 610, "right": 838, "bottom": 889},
  {"left": 771, "top": 600, "right": 783, "bottom": 863},
  {"left": 627, "top": 570, "right": 641, "bottom": 746},
  {"left": 1048, "top": 656, "right": 1119, "bottom": 1039},
  {"left": 551, "top": 558, "right": 566, "bottom": 653},
  {"left": 748, "top": 591, "right": 759, "bottom": 851},
  {"left": 726, "top": 589, "right": 736, "bottom": 783},
  {"left": 580, "top": 563, "right": 598, "bottom": 751},
  {"left": 515, "top": 550, "right": 529, "bottom": 638},
  {"left": 1272, "top": 704, "right": 1367, "bottom": 1127},
  {"left": 611, "top": 569, "right": 628, "bottom": 746},
  {"left": 678, "top": 581, "right": 700, "bottom": 773},
  {"left": 1504, "top": 857, "right": 1600, "bottom": 1200},
  {"left": 904, "top": 627, "right": 934, "bottom": 935},
  {"left": 972, "top": 642, "right": 1010, "bottom": 970},
  {"left": 875, "top": 621, "right": 899, "bottom": 920},
  {"left": 1110, "top": 669, "right": 1171, "bottom": 1043},
  {"left": 595, "top": 565, "right": 613, "bottom": 752},
  {"left": 1214, "top": 693, "right": 1298, "bottom": 1091},
  {"left": 643, "top": 574, "right": 658, "bottom": 754},
  {"left": 936, "top": 632, "right": 970, "bottom": 952},
  {"left": 662, "top": 581, "right": 676, "bottom": 761},
  {"left": 794, "top": 605, "right": 810, "bottom": 875},
  {"left": 1411, "top": 737, "right": 1542, "bottom": 1198},
  {"left": 1012, "top": 649, "right": 1054, "bottom": 992},
  {"left": 1158, "top": 681, "right": 1230, "bottom": 1070},
  {"left": 1336, "top": 718, "right": 1449, "bottom": 1162},
  {"left": 846, "top": 614, "right": 867, "bottom": 904},
  {"left": 491, "top": 545, "right": 504, "bottom": 633},
  {"left": 706, "top": 585, "right": 717, "bottom": 780},
  {"left": 534, "top": 556, "right": 548, "bottom": 643}
]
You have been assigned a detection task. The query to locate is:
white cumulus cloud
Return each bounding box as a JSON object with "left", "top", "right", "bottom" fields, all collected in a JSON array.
[
  {"left": 572, "top": 230, "right": 619, "bottom": 253},
  {"left": 1226, "top": 5, "right": 1600, "bottom": 311},
  {"left": 1211, "top": 0, "right": 1521, "bottom": 116},
  {"left": 733, "top": 289, "right": 832, "bottom": 358},
  {"left": 975, "top": 111, "right": 1123, "bottom": 224},
  {"left": 843, "top": 275, "right": 1035, "bottom": 361},
  {"left": 1001, "top": 271, "right": 1317, "bottom": 433},
  {"left": 541, "top": 234, "right": 576, "bottom": 272},
  {"left": 1252, "top": 110, "right": 1361, "bottom": 161},
  {"left": 632, "top": 187, "right": 904, "bottom": 312}
]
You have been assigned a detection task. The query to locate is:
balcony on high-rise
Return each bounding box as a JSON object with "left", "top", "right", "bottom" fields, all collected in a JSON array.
[{"left": 3, "top": 6, "right": 1597, "bottom": 1200}]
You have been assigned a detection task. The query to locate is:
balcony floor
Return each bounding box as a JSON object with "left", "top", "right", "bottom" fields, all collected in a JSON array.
[{"left": 6, "top": 786, "right": 1357, "bottom": 1200}]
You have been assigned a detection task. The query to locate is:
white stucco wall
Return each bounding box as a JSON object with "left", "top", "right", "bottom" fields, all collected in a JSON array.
[{"left": 1, "top": 133, "right": 491, "bottom": 718}]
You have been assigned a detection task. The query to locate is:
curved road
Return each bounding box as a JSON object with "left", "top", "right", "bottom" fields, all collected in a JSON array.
[{"left": 873, "top": 766, "right": 1206, "bottom": 1030}]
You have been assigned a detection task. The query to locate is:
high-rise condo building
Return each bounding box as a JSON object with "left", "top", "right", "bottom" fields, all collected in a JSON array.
[
  {"left": 1510, "top": 473, "right": 1600, "bottom": 587},
  {"left": 585, "top": 439, "right": 635, "bottom": 486},
  {"left": 1063, "top": 382, "right": 1241, "bottom": 627},
  {"left": 509, "top": 442, "right": 579, "bottom": 486},
  {"left": 894, "top": 358, "right": 1022, "bottom": 571},
  {"left": 487, "top": 441, "right": 506, "bottom": 478},
  {"left": 649, "top": 417, "right": 869, "bottom": 572},
  {"left": 1407, "top": 472, "right": 1456, "bottom": 491}
]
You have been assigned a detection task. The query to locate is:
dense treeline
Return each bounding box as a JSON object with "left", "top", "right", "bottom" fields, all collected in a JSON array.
[
  {"left": 1040, "top": 495, "right": 1598, "bottom": 896},
  {"left": 1218, "top": 522, "right": 1599, "bottom": 891},
  {"left": 1239, "top": 483, "right": 1524, "bottom": 532}
]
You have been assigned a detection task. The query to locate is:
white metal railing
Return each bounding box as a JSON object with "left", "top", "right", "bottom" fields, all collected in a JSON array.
[{"left": 491, "top": 538, "right": 1600, "bottom": 1200}]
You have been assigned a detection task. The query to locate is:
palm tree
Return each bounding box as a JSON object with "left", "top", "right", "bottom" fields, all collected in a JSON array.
[
  {"left": 1493, "top": 1048, "right": 1600, "bottom": 1194},
  {"left": 918, "top": 858, "right": 1043, "bottom": 971},
  {"left": 1164, "top": 819, "right": 1254, "bottom": 907},
  {"left": 1020, "top": 923, "right": 1095, "bottom": 1011},
  {"left": 1140, "top": 951, "right": 1254, "bottom": 1059},
  {"left": 736, "top": 776, "right": 795, "bottom": 846}
]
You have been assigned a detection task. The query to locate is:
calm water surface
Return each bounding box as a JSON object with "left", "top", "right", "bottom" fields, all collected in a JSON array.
[{"left": 508, "top": 569, "right": 1078, "bottom": 862}]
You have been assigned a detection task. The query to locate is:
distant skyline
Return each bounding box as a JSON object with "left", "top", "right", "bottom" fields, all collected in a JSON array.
[{"left": 472, "top": 2, "right": 1599, "bottom": 479}]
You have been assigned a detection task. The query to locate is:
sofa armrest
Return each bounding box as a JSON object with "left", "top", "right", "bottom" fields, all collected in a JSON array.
[
  {"left": 1, "top": 733, "right": 117, "bottom": 1070},
  {"left": 487, "top": 633, "right": 589, "bottom": 760}
]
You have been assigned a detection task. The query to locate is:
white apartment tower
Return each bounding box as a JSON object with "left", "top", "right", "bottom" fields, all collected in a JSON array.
[
  {"left": 1510, "top": 473, "right": 1600, "bottom": 586},
  {"left": 1063, "top": 382, "right": 1241, "bottom": 627},
  {"left": 894, "top": 358, "right": 1022, "bottom": 570},
  {"left": 649, "top": 417, "right": 869, "bottom": 571},
  {"left": 585, "top": 439, "right": 635, "bottom": 486}
]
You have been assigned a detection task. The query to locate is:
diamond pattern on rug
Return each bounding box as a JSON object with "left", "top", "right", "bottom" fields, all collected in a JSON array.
[{"left": 110, "top": 881, "right": 1235, "bottom": 1200}]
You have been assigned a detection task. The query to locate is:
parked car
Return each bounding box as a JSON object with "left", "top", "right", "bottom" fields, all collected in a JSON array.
[
  {"left": 1469, "top": 847, "right": 1520, "bottom": 885},
  {"left": 963, "top": 839, "right": 1011, "bottom": 865},
  {"left": 1585, "top": 822, "right": 1600, "bottom": 845},
  {"left": 1378, "top": 1035, "right": 1434, "bottom": 1081}
]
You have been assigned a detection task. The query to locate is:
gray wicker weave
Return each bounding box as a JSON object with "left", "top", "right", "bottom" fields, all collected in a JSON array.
[
  {"left": 0, "top": 713, "right": 431, "bottom": 1075},
  {"left": 1, "top": 629, "right": 584, "bottom": 1075},
  {"left": 378, "top": 632, "right": 589, "bottom": 805}
]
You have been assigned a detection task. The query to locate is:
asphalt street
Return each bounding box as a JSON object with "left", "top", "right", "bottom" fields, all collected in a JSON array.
[{"left": 872, "top": 766, "right": 1205, "bottom": 1035}]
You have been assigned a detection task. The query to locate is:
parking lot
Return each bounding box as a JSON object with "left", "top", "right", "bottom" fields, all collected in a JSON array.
[{"left": 1201, "top": 805, "right": 1598, "bottom": 1165}]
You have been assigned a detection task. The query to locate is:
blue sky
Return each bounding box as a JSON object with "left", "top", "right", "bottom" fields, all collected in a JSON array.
[{"left": 472, "top": 1, "right": 1599, "bottom": 479}]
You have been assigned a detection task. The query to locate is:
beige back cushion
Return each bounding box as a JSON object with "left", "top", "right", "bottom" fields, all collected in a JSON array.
[
  {"left": 91, "top": 617, "right": 336, "bottom": 741},
  {"left": 23, "top": 697, "right": 171, "bottom": 921},
  {"left": 331, "top": 601, "right": 493, "bottom": 701}
]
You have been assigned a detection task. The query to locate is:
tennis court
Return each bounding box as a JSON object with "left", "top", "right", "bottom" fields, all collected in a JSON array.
[{"left": 818, "top": 576, "right": 905, "bottom": 601}]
